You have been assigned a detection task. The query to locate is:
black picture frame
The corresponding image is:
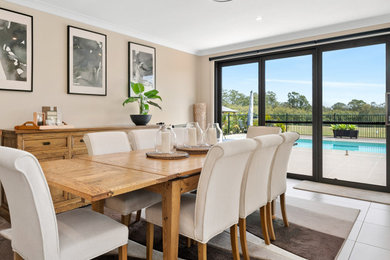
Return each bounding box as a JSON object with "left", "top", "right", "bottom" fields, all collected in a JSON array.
[
  {"left": 67, "top": 26, "right": 107, "bottom": 96},
  {"left": 0, "top": 7, "right": 33, "bottom": 92},
  {"left": 128, "top": 42, "right": 156, "bottom": 97}
]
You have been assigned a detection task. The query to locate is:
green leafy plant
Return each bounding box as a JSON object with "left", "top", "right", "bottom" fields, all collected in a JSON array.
[
  {"left": 330, "top": 124, "right": 357, "bottom": 130},
  {"left": 122, "top": 82, "right": 162, "bottom": 115}
]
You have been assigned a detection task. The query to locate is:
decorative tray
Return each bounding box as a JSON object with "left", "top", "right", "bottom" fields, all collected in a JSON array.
[
  {"left": 14, "top": 121, "right": 74, "bottom": 130},
  {"left": 146, "top": 151, "right": 189, "bottom": 160},
  {"left": 176, "top": 145, "right": 211, "bottom": 154}
]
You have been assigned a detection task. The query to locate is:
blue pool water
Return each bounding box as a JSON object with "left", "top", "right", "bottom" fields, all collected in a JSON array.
[{"left": 296, "top": 139, "right": 386, "bottom": 154}]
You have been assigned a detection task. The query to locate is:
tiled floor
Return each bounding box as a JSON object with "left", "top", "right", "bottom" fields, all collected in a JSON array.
[{"left": 285, "top": 178, "right": 390, "bottom": 260}]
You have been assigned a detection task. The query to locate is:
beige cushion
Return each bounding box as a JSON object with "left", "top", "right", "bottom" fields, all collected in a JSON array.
[
  {"left": 246, "top": 126, "right": 281, "bottom": 138},
  {"left": 127, "top": 129, "right": 159, "bottom": 150},
  {"left": 146, "top": 194, "right": 196, "bottom": 239},
  {"left": 105, "top": 189, "right": 161, "bottom": 215},
  {"left": 58, "top": 208, "right": 128, "bottom": 260}
]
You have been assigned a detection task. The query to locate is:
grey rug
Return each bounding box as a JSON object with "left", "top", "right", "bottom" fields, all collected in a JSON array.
[{"left": 294, "top": 180, "right": 390, "bottom": 205}]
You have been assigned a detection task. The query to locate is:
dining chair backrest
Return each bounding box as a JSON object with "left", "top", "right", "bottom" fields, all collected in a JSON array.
[
  {"left": 194, "top": 139, "right": 257, "bottom": 243},
  {"left": 172, "top": 127, "right": 186, "bottom": 146},
  {"left": 269, "top": 132, "right": 300, "bottom": 201},
  {"left": 246, "top": 126, "right": 281, "bottom": 138},
  {"left": 0, "top": 147, "right": 59, "bottom": 259},
  {"left": 83, "top": 131, "right": 131, "bottom": 156},
  {"left": 239, "top": 134, "right": 283, "bottom": 218},
  {"left": 127, "top": 129, "right": 159, "bottom": 150}
]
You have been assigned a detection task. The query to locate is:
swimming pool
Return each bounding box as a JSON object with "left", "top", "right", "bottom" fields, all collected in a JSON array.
[{"left": 296, "top": 139, "right": 386, "bottom": 154}]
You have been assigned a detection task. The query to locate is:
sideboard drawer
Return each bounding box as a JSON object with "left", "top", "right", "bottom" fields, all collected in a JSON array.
[
  {"left": 72, "top": 135, "right": 86, "bottom": 148},
  {"left": 24, "top": 137, "right": 68, "bottom": 151}
]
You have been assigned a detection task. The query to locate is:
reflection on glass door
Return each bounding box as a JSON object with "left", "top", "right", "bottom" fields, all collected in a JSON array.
[
  {"left": 265, "top": 54, "right": 313, "bottom": 177},
  {"left": 322, "top": 44, "right": 386, "bottom": 186},
  {"left": 221, "top": 62, "right": 259, "bottom": 140}
]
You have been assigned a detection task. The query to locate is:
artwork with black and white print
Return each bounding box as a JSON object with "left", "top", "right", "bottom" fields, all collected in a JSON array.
[
  {"left": 0, "top": 18, "right": 27, "bottom": 82},
  {"left": 132, "top": 50, "right": 153, "bottom": 88},
  {"left": 128, "top": 42, "right": 156, "bottom": 97},
  {"left": 72, "top": 36, "right": 103, "bottom": 88}
]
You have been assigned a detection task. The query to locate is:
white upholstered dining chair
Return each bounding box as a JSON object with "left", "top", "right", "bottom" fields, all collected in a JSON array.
[
  {"left": 144, "top": 139, "right": 257, "bottom": 260},
  {"left": 84, "top": 131, "right": 161, "bottom": 226},
  {"left": 0, "top": 146, "right": 128, "bottom": 260},
  {"left": 246, "top": 126, "right": 281, "bottom": 138},
  {"left": 266, "top": 132, "right": 300, "bottom": 241},
  {"left": 127, "top": 128, "right": 159, "bottom": 150},
  {"left": 238, "top": 134, "right": 283, "bottom": 258}
]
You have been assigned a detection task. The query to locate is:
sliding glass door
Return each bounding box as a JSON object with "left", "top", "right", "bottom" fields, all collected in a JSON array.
[
  {"left": 321, "top": 43, "right": 387, "bottom": 188},
  {"left": 264, "top": 52, "right": 314, "bottom": 178},
  {"left": 215, "top": 35, "right": 390, "bottom": 192}
]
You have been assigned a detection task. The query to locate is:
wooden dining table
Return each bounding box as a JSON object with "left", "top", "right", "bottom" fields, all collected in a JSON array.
[{"left": 40, "top": 149, "right": 207, "bottom": 260}]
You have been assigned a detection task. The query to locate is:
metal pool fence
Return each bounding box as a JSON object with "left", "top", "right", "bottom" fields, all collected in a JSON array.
[{"left": 222, "top": 113, "right": 386, "bottom": 139}]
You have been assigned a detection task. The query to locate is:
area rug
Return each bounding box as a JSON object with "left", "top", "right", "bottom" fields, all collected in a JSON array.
[
  {"left": 244, "top": 196, "right": 359, "bottom": 260},
  {"left": 294, "top": 180, "right": 390, "bottom": 205}
]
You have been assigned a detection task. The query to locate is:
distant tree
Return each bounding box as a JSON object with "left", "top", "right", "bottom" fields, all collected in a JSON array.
[
  {"left": 287, "top": 91, "right": 311, "bottom": 110},
  {"left": 331, "top": 102, "right": 348, "bottom": 110},
  {"left": 266, "top": 91, "right": 278, "bottom": 108},
  {"left": 348, "top": 99, "right": 367, "bottom": 111}
]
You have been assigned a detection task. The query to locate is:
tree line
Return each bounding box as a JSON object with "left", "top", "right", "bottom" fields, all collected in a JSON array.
[{"left": 222, "top": 89, "right": 385, "bottom": 115}]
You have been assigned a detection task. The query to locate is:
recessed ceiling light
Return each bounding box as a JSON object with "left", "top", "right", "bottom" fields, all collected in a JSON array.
[
  {"left": 213, "top": 0, "right": 232, "bottom": 2},
  {"left": 256, "top": 16, "right": 263, "bottom": 21}
]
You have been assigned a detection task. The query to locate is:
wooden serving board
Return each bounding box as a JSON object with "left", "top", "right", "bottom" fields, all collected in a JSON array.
[
  {"left": 146, "top": 151, "right": 189, "bottom": 160},
  {"left": 176, "top": 145, "right": 211, "bottom": 154}
]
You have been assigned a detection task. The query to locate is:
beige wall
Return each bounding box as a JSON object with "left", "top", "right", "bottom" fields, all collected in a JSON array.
[
  {"left": 0, "top": 0, "right": 199, "bottom": 129},
  {"left": 197, "top": 23, "right": 390, "bottom": 124}
]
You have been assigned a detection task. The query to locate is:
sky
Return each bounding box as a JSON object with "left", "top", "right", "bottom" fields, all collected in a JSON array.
[{"left": 222, "top": 43, "right": 386, "bottom": 108}]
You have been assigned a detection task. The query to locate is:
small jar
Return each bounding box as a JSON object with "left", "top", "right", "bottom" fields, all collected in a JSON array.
[
  {"left": 185, "top": 122, "right": 204, "bottom": 147},
  {"left": 155, "top": 124, "right": 176, "bottom": 154},
  {"left": 205, "top": 123, "right": 223, "bottom": 145}
]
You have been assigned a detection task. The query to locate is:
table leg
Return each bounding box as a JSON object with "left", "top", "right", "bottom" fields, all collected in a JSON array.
[
  {"left": 162, "top": 180, "right": 181, "bottom": 260},
  {"left": 92, "top": 200, "right": 105, "bottom": 214}
]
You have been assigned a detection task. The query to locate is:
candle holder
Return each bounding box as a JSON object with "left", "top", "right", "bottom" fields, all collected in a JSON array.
[
  {"left": 184, "top": 122, "right": 204, "bottom": 147},
  {"left": 205, "top": 123, "right": 223, "bottom": 146},
  {"left": 155, "top": 124, "right": 176, "bottom": 154}
]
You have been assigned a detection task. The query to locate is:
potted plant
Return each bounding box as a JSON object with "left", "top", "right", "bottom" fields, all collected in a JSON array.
[
  {"left": 123, "top": 82, "right": 162, "bottom": 125},
  {"left": 330, "top": 124, "right": 358, "bottom": 138}
]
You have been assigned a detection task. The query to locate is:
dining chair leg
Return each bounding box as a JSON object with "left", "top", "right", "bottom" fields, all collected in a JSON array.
[
  {"left": 136, "top": 210, "right": 142, "bottom": 222},
  {"left": 121, "top": 214, "right": 131, "bottom": 226},
  {"left": 260, "top": 206, "right": 270, "bottom": 245},
  {"left": 197, "top": 242, "right": 207, "bottom": 260},
  {"left": 187, "top": 237, "right": 192, "bottom": 248},
  {"left": 118, "top": 244, "right": 127, "bottom": 260},
  {"left": 266, "top": 202, "right": 276, "bottom": 241},
  {"left": 239, "top": 218, "right": 250, "bottom": 260},
  {"left": 280, "top": 193, "right": 289, "bottom": 227},
  {"left": 146, "top": 222, "right": 154, "bottom": 260},
  {"left": 230, "top": 224, "right": 240, "bottom": 260},
  {"left": 13, "top": 252, "right": 23, "bottom": 260},
  {"left": 271, "top": 200, "right": 276, "bottom": 220}
]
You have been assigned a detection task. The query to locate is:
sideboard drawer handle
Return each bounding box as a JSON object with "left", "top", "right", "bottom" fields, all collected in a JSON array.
[
  {"left": 42, "top": 142, "right": 51, "bottom": 146},
  {"left": 80, "top": 139, "right": 84, "bottom": 143}
]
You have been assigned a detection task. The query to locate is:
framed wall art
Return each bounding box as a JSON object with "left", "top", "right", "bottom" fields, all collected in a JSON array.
[
  {"left": 68, "top": 26, "right": 107, "bottom": 96},
  {"left": 0, "top": 8, "right": 33, "bottom": 92},
  {"left": 128, "top": 42, "right": 156, "bottom": 97}
]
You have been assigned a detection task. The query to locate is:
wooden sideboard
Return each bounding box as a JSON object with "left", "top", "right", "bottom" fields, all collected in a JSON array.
[{"left": 0, "top": 125, "right": 157, "bottom": 222}]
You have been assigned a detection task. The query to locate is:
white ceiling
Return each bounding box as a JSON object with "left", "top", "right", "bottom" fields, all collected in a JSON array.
[{"left": 6, "top": 0, "right": 390, "bottom": 55}]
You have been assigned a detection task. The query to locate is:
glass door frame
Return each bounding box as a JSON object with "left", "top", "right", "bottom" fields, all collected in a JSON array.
[
  {"left": 317, "top": 37, "right": 390, "bottom": 192},
  {"left": 214, "top": 34, "right": 390, "bottom": 192},
  {"left": 262, "top": 49, "right": 318, "bottom": 181}
]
